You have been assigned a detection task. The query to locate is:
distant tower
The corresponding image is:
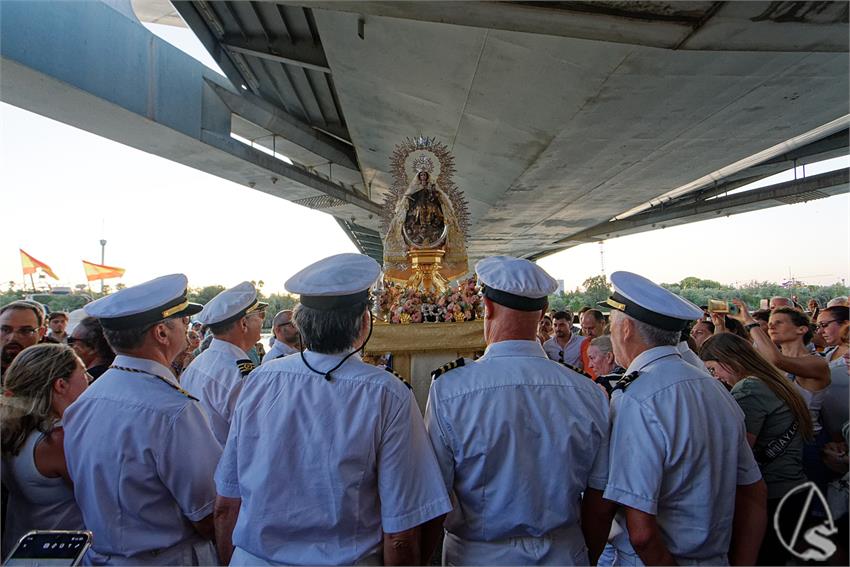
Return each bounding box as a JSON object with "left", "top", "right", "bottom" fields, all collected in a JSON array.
[{"left": 599, "top": 241, "right": 606, "bottom": 279}]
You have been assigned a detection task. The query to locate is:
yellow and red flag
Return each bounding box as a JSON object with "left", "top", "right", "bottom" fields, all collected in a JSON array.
[
  {"left": 82, "top": 260, "right": 125, "bottom": 282},
  {"left": 20, "top": 249, "right": 59, "bottom": 280}
]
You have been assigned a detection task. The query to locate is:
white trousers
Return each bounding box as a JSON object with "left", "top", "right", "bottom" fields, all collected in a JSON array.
[{"left": 443, "top": 525, "right": 588, "bottom": 566}]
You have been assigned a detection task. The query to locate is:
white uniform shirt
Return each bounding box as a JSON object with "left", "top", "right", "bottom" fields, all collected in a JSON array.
[
  {"left": 425, "top": 340, "right": 610, "bottom": 565},
  {"left": 604, "top": 346, "right": 762, "bottom": 564},
  {"left": 180, "top": 338, "right": 250, "bottom": 446},
  {"left": 215, "top": 351, "right": 452, "bottom": 565},
  {"left": 677, "top": 341, "right": 705, "bottom": 370},
  {"left": 261, "top": 340, "right": 298, "bottom": 363},
  {"left": 543, "top": 334, "right": 586, "bottom": 368},
  {"left": 63, "top": 355, "right": 221, "bottom": 564}
]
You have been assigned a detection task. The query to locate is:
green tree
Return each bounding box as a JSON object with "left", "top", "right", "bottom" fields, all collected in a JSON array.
[{"left": 188, "top": 285, "right": 226, "bottom": 305}]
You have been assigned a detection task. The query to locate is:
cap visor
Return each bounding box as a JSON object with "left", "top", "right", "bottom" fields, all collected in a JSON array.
[{"left": 174, "top": 302, "right": 203, "bottom": 318}]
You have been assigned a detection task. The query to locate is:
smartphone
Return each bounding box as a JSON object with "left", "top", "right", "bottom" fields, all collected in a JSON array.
[
  {"left": 3, "top": 531, "right": 92, "bottom": 566},
  {"left": 706, "top": 299, "right": 739, "bottom": 315}
]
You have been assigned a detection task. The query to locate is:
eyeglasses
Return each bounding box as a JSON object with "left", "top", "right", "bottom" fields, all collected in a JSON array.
[
  {"left": 816, "top": 320, "right": 840, "bottom": 330},
  {"left": 67, "top": 336, "right": 88, "bottom": 346},
  {"left": 0, "top": 326, "right": 39, "bottom": 337}
]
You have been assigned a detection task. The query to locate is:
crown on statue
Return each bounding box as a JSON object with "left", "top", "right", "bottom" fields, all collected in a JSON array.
[{"left": 412, "top": 154, "right": 434, "bottom": 174}]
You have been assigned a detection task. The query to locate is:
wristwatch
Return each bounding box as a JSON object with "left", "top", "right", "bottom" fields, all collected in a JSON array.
[{"left": 744, "top": 322, "right": 761, "bottom": 331}]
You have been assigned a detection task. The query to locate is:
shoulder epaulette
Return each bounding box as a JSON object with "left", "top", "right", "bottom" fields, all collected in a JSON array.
[
  {"left": 390, "top": 370, "right": 413, "bottom": 390},
  {"left": 431, "top": 358, "right": 465, "bottom": 381},
  {"left": 560, "top": 361, "right": 591, "bottom": 379},
  {"left": 612, "top": 371, "right": 641, "bottom": 393},
  {"left": 236, "top": 359, "right": 256, "bottom": 377}
]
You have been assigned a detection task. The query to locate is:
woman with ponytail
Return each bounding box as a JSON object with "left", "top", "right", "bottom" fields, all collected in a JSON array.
[{"left": 1, "top": 343, "right": 88, "bottom": 553}]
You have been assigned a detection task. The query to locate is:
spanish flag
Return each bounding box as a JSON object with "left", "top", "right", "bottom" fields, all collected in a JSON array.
[
  {"left": 20, "top": 249, "right": 59, "bottom": 280},
  {"left": 82, "top": 260, "right": 125, "bottom": 282}
]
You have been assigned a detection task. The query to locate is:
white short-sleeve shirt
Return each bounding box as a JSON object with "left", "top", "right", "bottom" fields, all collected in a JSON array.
[
  {"left": 63, "top": 355, "right": 221, "bottom": 563},
  {"left": 180, "top": 338, "right": 250, "bottom": 446},
  {"left": 425, "top": 340, "right": 610, "bottom": 564},
  {"left": 215, "top": 351, "right": 452, "bottom": 565},
  {"left": 604, "top": 346, "right": 761, "bottom": 563}
]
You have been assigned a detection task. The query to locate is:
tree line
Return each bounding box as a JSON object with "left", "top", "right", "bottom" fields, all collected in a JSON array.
[{"left": 3, "top": 277, "right": 847, "bottom": 327}]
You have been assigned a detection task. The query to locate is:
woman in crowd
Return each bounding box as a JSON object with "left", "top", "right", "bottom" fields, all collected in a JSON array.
[
  {"left": 1, "top": 344, "right": 88, "bottom": 553},
  {"left": 171, "top": 330, "right": 201, "bottom": 378},
  {"left": 67, "top": 315, "right": 114, "bottom": 381},
  {"left": 537, "top": 314, "right": 553, "bottom": 345},
  {"left": 731, "top": 301, "right": 831, "bottom": 484},
  {"left": 818, "top": 306, "right": 849, "bottom": 441},
  {"left": 699, "top": 332, "right": 812, "bottom": 565}
]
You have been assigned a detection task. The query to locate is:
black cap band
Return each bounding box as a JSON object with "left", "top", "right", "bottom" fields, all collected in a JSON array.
[
  {"left": 99, "top": 294, "right": 202, "bottom": 330},
  {"left": 598, "top": 292, "right": 688, "bottom": 332},
  {"left": 300, "top": 290, "right": 370, "bottom": 311},
  {"left": 483, "top": 286, "right": 547, "bottom": 312}
]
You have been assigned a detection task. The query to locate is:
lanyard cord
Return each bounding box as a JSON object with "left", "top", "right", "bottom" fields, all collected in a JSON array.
[
  {"left": 109, "top": 364, "right": 198, "bottom": 400},
  {"left": 298, "top": 312, "right": 374, "bottom": 382}
]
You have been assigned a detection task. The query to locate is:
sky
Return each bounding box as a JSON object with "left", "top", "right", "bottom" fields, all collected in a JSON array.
[{"left": 1, "top": 22, "right": 848, "bottom": 295}]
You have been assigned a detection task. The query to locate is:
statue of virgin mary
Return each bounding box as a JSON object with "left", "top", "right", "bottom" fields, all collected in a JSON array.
[{"left": 382, "top": 137, "right": 469, "bottom": 284}]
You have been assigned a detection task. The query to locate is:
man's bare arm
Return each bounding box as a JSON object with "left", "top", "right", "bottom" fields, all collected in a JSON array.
[
  {"left": 214, "top": 495, "right": 241, "bottom": 565},
  {"left": 420, "top": 514, "right": 446, "bottom": 564},
  {"left": 582, "top": 489, "right": 617, "bottom": 564},
  {"left": 383, "top": 526, "right": 421, "bottom": 566},
  {"left": 729, "top": 480, "right": 767, "bottom": 566},
  {"left": 626, "top": 507, "right": 677, "bottom": 565}
]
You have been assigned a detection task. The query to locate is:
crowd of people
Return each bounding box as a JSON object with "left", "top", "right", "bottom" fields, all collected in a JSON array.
[{"left": 0, "top": 256, "right": 847, "bottom": 566}]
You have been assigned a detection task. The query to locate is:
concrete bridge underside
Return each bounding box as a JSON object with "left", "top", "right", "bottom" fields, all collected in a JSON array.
[{"left": 1, "top": 1, "right": 848, "bottom": 264}]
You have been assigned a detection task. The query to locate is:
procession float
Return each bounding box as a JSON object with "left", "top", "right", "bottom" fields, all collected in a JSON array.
[{"left": 365, "top": 137, "right": 486, "bottom": 411}]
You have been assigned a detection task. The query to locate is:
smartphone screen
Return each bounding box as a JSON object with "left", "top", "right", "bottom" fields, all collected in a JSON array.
[{"left": 3, "top": 531, "right": 91, "bottom": 567}]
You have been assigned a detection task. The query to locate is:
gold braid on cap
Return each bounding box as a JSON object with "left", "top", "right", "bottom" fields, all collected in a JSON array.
[{"left": 161, "top": 300, "right": 189, "bottom": 319}]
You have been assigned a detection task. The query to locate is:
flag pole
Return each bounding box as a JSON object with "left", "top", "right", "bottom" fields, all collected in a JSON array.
[{"left": 29, "top": 273, "right": 36, "bottom": 293}]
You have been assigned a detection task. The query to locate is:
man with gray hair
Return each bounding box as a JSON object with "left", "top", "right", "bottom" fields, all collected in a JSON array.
[
  {"left": 214, "top": 253, "right": 451, "bottom": 566},
  {"left": 598, "top": 271, "right": 766, "bottom": 565},
  {"left": 63, "top": 274, "right": 221, "bottom": 564},
  {"left": 827, "top": 296, "right": 848, "bottom": 307},
  {"left": 769, "top": 296, "right": 793, "bottom": 310}
]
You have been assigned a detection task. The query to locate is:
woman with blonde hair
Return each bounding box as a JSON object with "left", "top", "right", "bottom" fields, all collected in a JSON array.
[
  {"left": 699, "top": 332, "right": 811, "bottom": 565},
  {"left": 1, "top": 343, "right": 88, "bottom": 553}
]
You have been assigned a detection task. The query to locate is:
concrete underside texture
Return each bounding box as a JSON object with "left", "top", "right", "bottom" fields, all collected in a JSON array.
[
  {"left": 308, "top": 1, "right": 849, "bottom": 262},
  {"left": 3, "top": 1, "right": 849, "bottom": 264}
]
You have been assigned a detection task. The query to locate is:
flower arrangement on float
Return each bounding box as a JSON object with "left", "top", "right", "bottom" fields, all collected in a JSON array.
[{"left": 374, "top": 276, "right": 484, "bottom": 324}]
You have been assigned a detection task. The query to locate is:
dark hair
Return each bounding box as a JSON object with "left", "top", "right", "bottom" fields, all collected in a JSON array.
[
  {"left": 552, "top": 310, "right": 571, "bottom": 322},
  {"left": 582, "top": 309, "right": 604, "bottom": 323},
  {"left": 48, "top": 311, "right": 68, "bottom": 322},
  {"left": 0, "top": 300, "right": 45, "bottom": 327},
  {"left": 293, "top": 302, "right": 366, "bottom": 354},
  {"left": 75, "top": 316, "right": 115, "bottom": 364},
  {"left": 821, "top": 305, "right": 849, "bottom": 324},
  {"left": 700, "top": 333, "right": 813, "bottom": 441},
  {"left": 103, "top": 318, "right": 179, "bottom": 352},
  {"left": 772, "top": 307, "right": 814, "bottom": 344},
  {"left": 752, "top": 309, "right": 771, "bottom": 323},
  {"left": 208, "top": 319, "right": 239, "bottom": 336}
]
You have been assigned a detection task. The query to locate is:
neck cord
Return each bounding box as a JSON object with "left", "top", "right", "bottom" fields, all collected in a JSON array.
[
  {"left": 109, "top": 364, "right": 198, "bottom": 400},
  {"left": 299, "top": 312, "right": 374, "bottom": 382}
]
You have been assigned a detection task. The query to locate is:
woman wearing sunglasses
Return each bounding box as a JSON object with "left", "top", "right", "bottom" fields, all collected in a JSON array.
[{"left": 817, "top": 306, "right": 849, "bottom": 442}]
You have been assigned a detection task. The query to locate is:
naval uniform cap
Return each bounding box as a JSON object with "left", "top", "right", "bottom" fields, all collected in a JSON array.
[
  {"left": 84, "top": 274, "right": 202, "bottom": 330},
  {"left": 285, "top": 253, "right": 381, "bottom": 311},
  {"left": 196, "top": 281, "right": 268, "bottom": 326},
  {"left": 475, "top": 256, "right": 558, "bottom": 312},
  {"left": 599, "top": 271, "right": 704, "bottom": 331}
]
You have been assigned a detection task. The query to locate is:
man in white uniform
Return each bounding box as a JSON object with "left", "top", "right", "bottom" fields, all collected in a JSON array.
[
  {"left": 63, "top": 274, "right": 220, "bottom": 565},
  {"left": 214, "top": 253, "right": 452, "bottom": 566},
  {"left": 180, "top": 281, "right": 267, "bottom": 446},
  {"left": 599, "top": 271, "right": 767, "bottom": 565},
  {"left": 261, "top": 308, "right": 299, "bottom": 363},
  {"left": 426, "top": 256, "right": 612, "bottom": 565}
]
